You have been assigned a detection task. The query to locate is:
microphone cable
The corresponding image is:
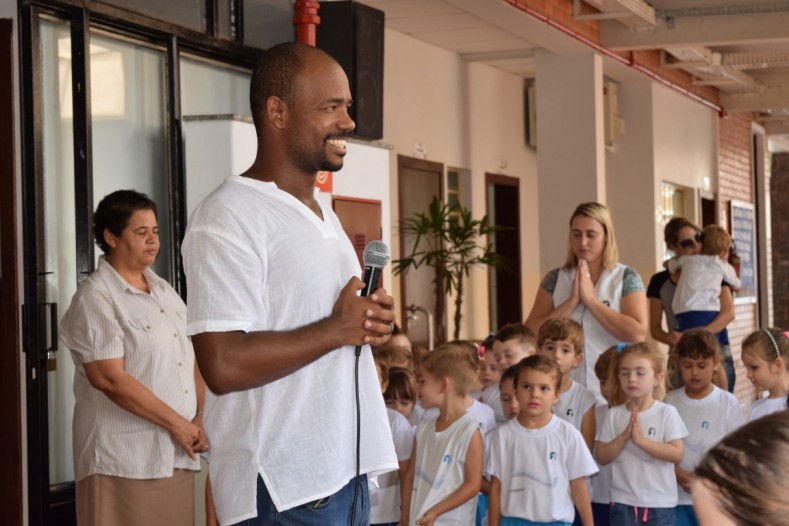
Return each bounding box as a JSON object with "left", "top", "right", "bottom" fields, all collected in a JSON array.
[{"left": 350, "top": 344, "right": 362, "bottom": 526}]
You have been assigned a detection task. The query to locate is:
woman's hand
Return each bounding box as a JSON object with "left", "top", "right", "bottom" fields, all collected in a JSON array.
[
  {"left": 168, "top": 417, "right": 203, "bottom": 460},
  {"left": 577, "top": 259, "right": 597, "bottom": 306},
  {"left": 191, "top": 413, "right": 211, "bottom": 455}
]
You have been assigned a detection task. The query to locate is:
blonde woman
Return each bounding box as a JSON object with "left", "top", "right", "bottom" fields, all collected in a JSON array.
[{"left": 525, "top": 202, "right": 648, "bottom": 402}]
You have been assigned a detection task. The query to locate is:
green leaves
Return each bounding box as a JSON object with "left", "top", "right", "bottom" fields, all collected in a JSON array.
[{"left": 393, "top": 197, "right": 507, "bottom": 339}]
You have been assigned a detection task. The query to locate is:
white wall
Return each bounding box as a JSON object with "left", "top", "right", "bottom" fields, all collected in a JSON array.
[
  {"left": 382, "top": 28, "right": 540, "bottom": 340},
  {"left": 606, "top": 80, "right": 658, "bottom": 286},
  {"left": 652, "top": 83, "right": 718, "bottom": 245},
  {"left": 465, "top": 62, "right": 540, "bottom": 339},
  {"left": 606, "top": 78, "right": 717, "bottom": 312}
]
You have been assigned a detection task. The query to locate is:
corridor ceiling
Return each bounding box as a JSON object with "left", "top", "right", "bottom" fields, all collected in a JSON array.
[{"left": 357, "top": 0, "right": 789, "bottom": 148}]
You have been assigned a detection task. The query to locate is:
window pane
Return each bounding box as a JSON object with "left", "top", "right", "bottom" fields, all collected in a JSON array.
[
  {"left": 447, "top": 170, "right": 458, "bottom": 190},
  {"left": 90, "top": 33, "right": 171, "bottom": 280},
  {"left": 96, "top": 0, "right": 206, "bottom": 33},
  {"left": 41, "top": 17, "right": 78, "bottom": 486},
  {"left": 180, "top": 57, "right": 250, "bottom": 116}
]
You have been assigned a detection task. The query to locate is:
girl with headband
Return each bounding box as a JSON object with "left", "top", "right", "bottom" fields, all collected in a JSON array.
[{"left": 740, "top": 327, "right": 789, "bottom": 420}]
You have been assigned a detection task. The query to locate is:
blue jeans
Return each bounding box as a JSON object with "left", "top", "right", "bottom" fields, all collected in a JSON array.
[
  {"left": 609, "top": 503, "right": 675, "bottom": 526},
  {"left": 232, "top": 474, "right": 369, "bottom": 526},
  {"left": 501, "top": 518, "right": 571, "bottom": 526},
  {"left": 674, "top": 505, "right": 699, "bottom": 526},
  {"left": 592, "top": 503, "right": 611, "bottom": 526}
]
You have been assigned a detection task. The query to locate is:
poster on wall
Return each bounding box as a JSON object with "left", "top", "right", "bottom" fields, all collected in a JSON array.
[{"left": 728, "top": 200, "right": 757, "bottom": 305}]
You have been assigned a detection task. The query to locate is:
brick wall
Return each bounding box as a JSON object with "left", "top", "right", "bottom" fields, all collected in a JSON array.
[
  {"left": 718, "top": 111, "right": 759, "bottom": 405},
  {"left": 511, "top": 0, "right": 720, "bottom": 105}
]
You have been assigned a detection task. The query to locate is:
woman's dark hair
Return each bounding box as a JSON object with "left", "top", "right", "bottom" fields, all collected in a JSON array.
[
  {"left": 664, "top": 216, "right": 699, "bottom": 248},
  {"left": 93, "top": 190, "right": 157, "bottom": 254}
]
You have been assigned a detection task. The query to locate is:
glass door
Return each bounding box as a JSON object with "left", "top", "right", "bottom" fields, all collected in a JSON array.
[{"left": 23, "top": 10, "right": 169, "bottom": 524}]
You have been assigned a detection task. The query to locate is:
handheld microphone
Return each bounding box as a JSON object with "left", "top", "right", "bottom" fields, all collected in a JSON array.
[
  {"left": 361, "top": 240, "right": 390, "bottom": 297},
  {"left": 351, "top": 240, "right": 391, "bottom": 524}
]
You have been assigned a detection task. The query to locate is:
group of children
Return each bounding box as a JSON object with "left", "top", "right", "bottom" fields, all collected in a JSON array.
[{"left": 370, "top": 317, "right": 789, "bottom": 526}]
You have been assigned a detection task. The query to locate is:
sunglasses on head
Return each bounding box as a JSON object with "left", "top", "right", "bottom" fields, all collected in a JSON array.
[{"left": 678, "top": 230, "right": 703, "bottom": 249}]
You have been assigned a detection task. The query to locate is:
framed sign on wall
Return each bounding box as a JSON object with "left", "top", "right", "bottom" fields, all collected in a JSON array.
[{"left": 728, "top": 200, "right": 757, "bottom": 305}]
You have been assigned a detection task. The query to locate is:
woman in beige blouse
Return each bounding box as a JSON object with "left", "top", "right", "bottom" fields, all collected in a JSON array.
[{"left": 60, "top": 190, "right": 208, "bottom": 526}]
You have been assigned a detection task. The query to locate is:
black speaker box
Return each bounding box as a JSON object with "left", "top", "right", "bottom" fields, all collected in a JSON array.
[{"left": 317, "top": 1, "right": 384, "bottom": 141}]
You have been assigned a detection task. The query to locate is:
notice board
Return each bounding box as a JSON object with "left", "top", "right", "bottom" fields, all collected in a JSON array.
[{"left": 729, "top": 200, "right": 757, "bottom": 304}]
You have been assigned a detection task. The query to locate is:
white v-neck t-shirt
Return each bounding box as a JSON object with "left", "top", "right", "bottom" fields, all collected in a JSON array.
[{"left": 183, "top": 176, "right": 397, "bottom": 524}]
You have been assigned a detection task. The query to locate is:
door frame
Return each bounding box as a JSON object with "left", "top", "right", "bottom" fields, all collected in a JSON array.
[
  {"left": 396, "top": 154, "right": 444, "bottom": 343},
  {"left": 18, "top": 2, "right": 259, "bottom": 523},
  {"left": 485, "top": 173, "right": 522, "bottom": 330},
  {"left": 0, "top": 17, "right": 24, "bottom": 526}
]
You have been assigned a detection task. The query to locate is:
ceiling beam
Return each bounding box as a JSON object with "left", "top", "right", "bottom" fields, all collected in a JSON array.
[
  {"left": 762, "top": 120, "right": 789, "bottom": 135},
  {"left": 600, "top": 11, "right": 789, "bottom": 50},
  {"left": 722, "top": 83, "right": 789, "bottom": 112}
]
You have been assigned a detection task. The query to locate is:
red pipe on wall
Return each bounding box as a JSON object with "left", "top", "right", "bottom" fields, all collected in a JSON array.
[
  {"left": 501, "top": 0, "right": 725, "bottom": 116},
  {"left": 293, "top": 0, "right": 321, "bottom": 46}
]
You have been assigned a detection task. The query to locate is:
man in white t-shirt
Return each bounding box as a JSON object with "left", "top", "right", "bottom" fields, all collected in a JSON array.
[{"left": 182, "top": 42, "right": 398, "bottom": 526}]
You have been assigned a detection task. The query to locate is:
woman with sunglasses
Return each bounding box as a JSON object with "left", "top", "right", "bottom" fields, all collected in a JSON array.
[
  {"left": 646, "top": 217, "right": 736, "bottom": 390},
  {"left": 525, "top": 202, "right": 648, "bottom": 405}
]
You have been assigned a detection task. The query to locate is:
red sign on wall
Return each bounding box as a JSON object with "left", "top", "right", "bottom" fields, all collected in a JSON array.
[{"left": 316, "top": 171, "right": 333, "bottom": 193}]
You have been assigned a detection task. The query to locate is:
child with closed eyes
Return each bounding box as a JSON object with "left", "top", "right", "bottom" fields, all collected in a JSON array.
[
  {"left": 596, "top": 342, "right": 688, "bottom": 526},
  {"left": 664, "top": 329, "right": 743, "bottom": 526}
]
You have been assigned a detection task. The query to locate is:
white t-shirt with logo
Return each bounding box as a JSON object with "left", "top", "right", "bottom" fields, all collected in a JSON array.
[
  {"left": 487, "top": 415, "right": 598, "bottom": 523},
  {"left": 665, "top": 386, "right": 744, "bottom": 505},
  {"left": 553, "top": 380, "right": 597, "bottom": 432},
  {"left": 410, "top": 413, "right": 481, "bottom": 525},
  {"left": 597, "top": 401, "right": 688, "bottom": 508}
]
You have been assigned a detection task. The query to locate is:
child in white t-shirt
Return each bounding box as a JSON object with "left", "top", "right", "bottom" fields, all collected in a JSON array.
[
  {"left": 589, "top": 345, "right": 618, "bottom": 526},
  {"left": 477, "top": 337, "right": 505, "bottom": 424},
  {"left": 488, "top": 354, "right": 598, "bottom": 526},
  {"left": 665, "top": 329, "right": 744, "bottom": 526},
  {"left": 493, "top": 323, "right": 537, "bottom": 369},
  {"left": 596, "top": 342, "right": 689, "bottom": 526},
  {"left": 498, "top": 365, "right": 520, "bottom": 422},
  {"left": 741, "top": 328, "right": 789, "bottom": 420},
  {"left": 400, "top": 343, "right": 483, "bottom": 526},
  {"left": 418, "top": 340, "right": 497, "bottom": 437},
  {"left": 372, "top": 355, "right": 415, "bottom": 526},
  {"left": 384, "top": 366, "right": 420, "bottom": 427},
  {"left": 537, "top": 318, "right": 597, "bottom": 451},
  {"left": 668, "top": 225, "right": 740, "bottom": 346}
]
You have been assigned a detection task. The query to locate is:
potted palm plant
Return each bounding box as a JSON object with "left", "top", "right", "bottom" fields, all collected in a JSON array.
[{"left": 393, "top": 197, "right": 506, "bottom": 342}]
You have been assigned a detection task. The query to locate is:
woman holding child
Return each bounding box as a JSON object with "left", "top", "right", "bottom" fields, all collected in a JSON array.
[
  {"left": 525, "top": 202, "right": 648, "bottom": 402},
  {"left": 646, "top": 217, "right": 735, "bottom": 390}
]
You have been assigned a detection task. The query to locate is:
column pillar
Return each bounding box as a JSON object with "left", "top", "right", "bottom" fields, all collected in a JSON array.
[{"left": 535, "top": 50, "right": 606, "bottom": 272}]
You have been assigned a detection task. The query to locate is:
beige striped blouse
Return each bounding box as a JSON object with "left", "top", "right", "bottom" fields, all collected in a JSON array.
[{"left": 59, "top": 257, "right": 200, "bottom": 481}]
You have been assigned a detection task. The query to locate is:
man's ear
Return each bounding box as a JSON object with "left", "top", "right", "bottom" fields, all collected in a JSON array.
[{"left": 267, "top": 96, "right": 287, "bottom": 128}]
